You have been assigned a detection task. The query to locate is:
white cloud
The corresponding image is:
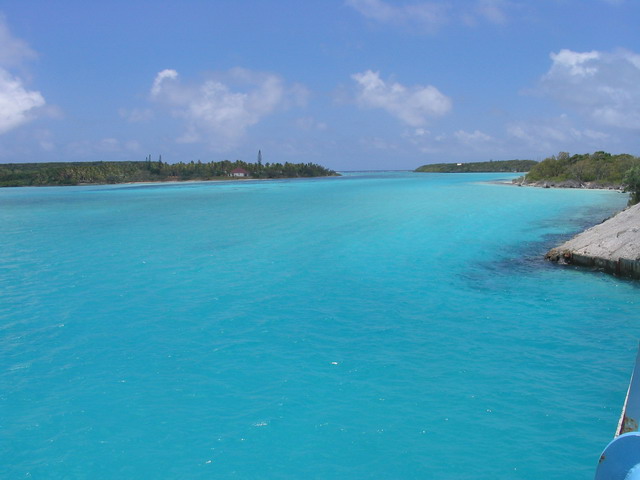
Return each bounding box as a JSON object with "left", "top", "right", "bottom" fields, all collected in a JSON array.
[
  {"left": 98, "top": 138, "right": 121, "bottom": 152},
  {"left": 288, "top": 83, "right": 311, "bottom": 107},
  {"left": 475, "top": 0, "right": 508, "bottom": 24},
  {"left": 67, "top": 137, "right": 140, "bottom": 156},
  {"left": 346, "top": 0, "right": 449, "bottom": 33},
  {"left": 346, "top": 0, "right": 509, "bottom": 33},
  {"left": 454, "top": 129, "right": 493, "bottom": 144},
  {"left": 151, "top": 69, "right": 179, "bottom": 97},
  {"left": 119, "top": 107, "right": 154, "bottom": 123},
  {"left": 548, "top": 49, "right": 600, "bottom": 77},
  {"left": 351, "top": 70, "right": 451, "bottom": 126},
  {"left": 0, "top": 68, "right": 45, "bottom": 134},
  {"left": 0, "top": 14, "right": 36, "bottom": 67},
  {"left": 539, "top": 48, "right": 640, "bottom": 130},
  {"left": 358, "top": 135, "right": 400, "bottom": 151},
  {"left": 124, "top": 140, "right": 141, "bottom": 152},
  {"left": 507, "top": 116, "right": 611, "bottom": 152},
  {"left": 34, "top": 128, "right": 55, "bottom": 151},
  {"left": 296, "top": 116, "right": 327, "bottom": 131},
  {"left": 0, "top": 15, "right": 45, "bottom": 134},
  {"left": 151, "top": 68, "right": 299, "bottom": 149},
  {"left": 346, "top": 0, "right": 400, "bottom": 22},
  {"left": 405, "top": 128, "right": 497, "bottom": 157},
  {"left": 507, "top": 123, "right": 566, "bottom": 146}
]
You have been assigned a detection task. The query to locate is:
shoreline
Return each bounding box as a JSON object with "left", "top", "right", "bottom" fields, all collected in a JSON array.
[
  {"left": 512, "top": 178, "right": 625, "bottom": 192},
  {"left": 1, "top": 174, "right": 339, "bottom": 189},
  {"left": 506, "top": 175, "right": 637, "bottom": 280},
  {"left": 546, "top": 202, "right": 640, "bottom": 280},
  {"left": 488, "top": 178, "right": 626, "bottom": 193}
]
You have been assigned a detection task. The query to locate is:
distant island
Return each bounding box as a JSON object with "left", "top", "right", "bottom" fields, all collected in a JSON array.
[
  {"left": 415, "top": 159, "right": 537, "bottom": 173},
  {"left": 0, "top": 158, "right": 339, "bottom": 187},
  {"left": 514, "top": 151, "right": 640, "bottom": 196}
]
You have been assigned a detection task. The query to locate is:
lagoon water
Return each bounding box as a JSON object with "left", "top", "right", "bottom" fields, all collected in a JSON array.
[{"left": 1, "top": 171, "right": 639, "bottom": 479}]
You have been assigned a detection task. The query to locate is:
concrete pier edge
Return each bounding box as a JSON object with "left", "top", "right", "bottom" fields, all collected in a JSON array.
[{"left": 546, "top": 202, "right": 640, "bottom": 280}]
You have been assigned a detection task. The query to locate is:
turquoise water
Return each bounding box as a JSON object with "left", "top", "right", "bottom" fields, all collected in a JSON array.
[{"left": 1, "top": 171, "right": 638, "bottom": 479}]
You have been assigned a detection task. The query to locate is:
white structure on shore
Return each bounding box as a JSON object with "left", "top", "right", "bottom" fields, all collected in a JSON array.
[{"left": 230, "top": 168, "right": 249, "bottom": 178}]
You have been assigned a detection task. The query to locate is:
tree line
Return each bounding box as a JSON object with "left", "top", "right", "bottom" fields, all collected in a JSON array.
[
  {"left": 522, "top": 151, "right": 640, "bottom": 204},
  {"left": 0, "top": 158, "right": 339, "bottom": 187},
  {"left": 524, "top": 151, "right": 638, "bottom": 185},
  {"left": 415, "top": 159, "right": 537, "bottom": 173}
]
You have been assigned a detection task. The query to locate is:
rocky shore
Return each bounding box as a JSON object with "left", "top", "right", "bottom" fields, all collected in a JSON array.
[
  {"left": 546, "top": 202, "right": 640, "bottom": 280},
  {"left": 513, "top": 178, "right": 623, "bottom": 190}
]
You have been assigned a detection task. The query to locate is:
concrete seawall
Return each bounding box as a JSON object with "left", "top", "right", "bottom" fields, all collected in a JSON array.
[{"left": 546, "top": 202, "right": 640, "bottom": 280}]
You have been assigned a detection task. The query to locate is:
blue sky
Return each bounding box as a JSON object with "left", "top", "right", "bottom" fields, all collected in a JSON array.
[{"left": 0, "top": 0, "right": 639, "bottom": 170}]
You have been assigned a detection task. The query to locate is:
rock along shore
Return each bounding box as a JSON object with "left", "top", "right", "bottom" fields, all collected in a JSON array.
[
  {"left": 546, "top": 202, "right": 640, "bottom": 280},
  {"left": 512, "top": 178, "right": 624, "bottom": 190}
]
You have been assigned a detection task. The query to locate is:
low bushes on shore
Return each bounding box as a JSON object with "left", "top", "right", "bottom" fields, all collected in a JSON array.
[{"left": 517, "top": 151, "right": 640, "bottom": 203}]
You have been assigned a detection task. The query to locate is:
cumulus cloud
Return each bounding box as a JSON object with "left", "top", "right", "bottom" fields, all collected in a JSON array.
[
  {"left": 0, "top": 14, "right": 36, "bottom": 67},
  {"left": 151, "top": 68, "right": 300, "bottom": 149},
  {"left": 507, "top": 116, "right": 611, "bottom": 152},
  {"left": 454, "top": 129, "right": 493, "bottom": 144},
  {"left": 0, "top": 68, "right": 45, "bottom": 134},
  {"left": 475, "top": 0, "right": 508, "bottom": 24},
  {"left": 351, "top": 70, "right": 451, "bottom": 126},
  {"left": 404, "top": 127, "right": 498, "bottom": 156},
  {"left": 346, "top": 0, "right": 509, "bottom": 33},
  {"left": 539, "top": 48, "right": 640, "bottom": 130},
  {"left": 0, "top": 15, "right": 45, "bottom": 134},
  {"left": 548, "top": 49, "right": 600, "bottom": 77},
  {"left": 507, "top": 123, "right": 568, "bottom": 147},
  {"left": 346, "top": 0, "right": 449, "bottom": 33},
  {"left": 151, "top": 69, "right": 179, "bottom": 97}
]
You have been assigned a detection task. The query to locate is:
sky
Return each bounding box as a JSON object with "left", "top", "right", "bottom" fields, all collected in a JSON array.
[{"left": 0, "top": 0, "right": 639, "bottom": 170}]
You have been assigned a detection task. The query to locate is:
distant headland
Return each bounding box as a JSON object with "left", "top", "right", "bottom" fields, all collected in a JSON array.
[
  {"left": 0, "top": 157, "right": 339, "bottom": 187},
  {"left": 521, "top": 151, "right": 640, "bottom": 280},
  {"left": 513, "top": 151, "right": 640, "bottom": 194},
  {"left": 415, "top": 159, "right": 537, "bottom": 173},
  {"left": 415, "top": 152, "right": 640, "bottom": 280}
]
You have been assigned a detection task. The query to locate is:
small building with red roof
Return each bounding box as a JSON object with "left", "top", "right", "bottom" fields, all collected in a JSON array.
[{"left": 230, "top": 167, "right": 250, "bottom": 178}]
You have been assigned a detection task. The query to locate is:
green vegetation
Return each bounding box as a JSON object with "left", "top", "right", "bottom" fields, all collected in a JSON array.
[
  {"left": 524, "top": 151, "right": 640, "bottom": 185},
  {"left": 0, "top": 158, "right": 339, "bottom": 187},
  {"left": 415, "top": 159, "right": 537, "bottom": 173},
  {"left": 518, "top": 151, "right": 640, "bottom": 204},
  {"left": 623, "top": 165, "right": 640, "bottom": 205}
]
